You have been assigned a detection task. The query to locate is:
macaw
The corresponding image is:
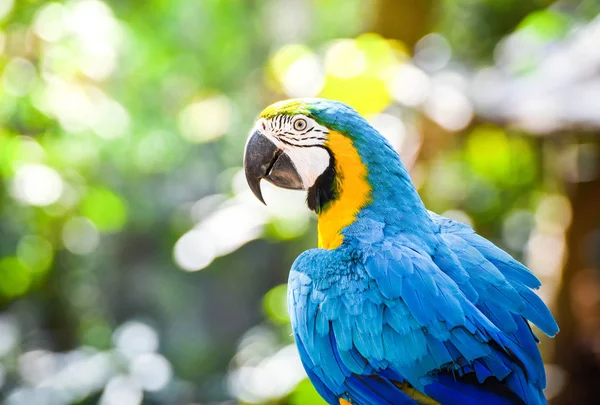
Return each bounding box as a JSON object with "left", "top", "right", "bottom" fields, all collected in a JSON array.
[{"left": 243, "top": 98, "right": 558, "bottom": 405}]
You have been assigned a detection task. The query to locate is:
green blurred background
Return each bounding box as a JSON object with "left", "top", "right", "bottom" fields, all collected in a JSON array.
[{"left": 0, "top": 0, "right": 599, "bottom": 404}]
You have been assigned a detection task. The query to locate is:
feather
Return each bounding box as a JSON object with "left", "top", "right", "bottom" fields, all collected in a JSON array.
[
  {"left": 514, "top": 284, "right": 559, "bottom": 337},
  {"left": 424, "top": 372, "right": 526, "bottom": 405}
]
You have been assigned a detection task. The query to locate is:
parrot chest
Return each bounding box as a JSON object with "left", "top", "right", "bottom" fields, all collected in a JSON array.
[{"left": 288, "top": 260, "right": 388, "bottom": 360}]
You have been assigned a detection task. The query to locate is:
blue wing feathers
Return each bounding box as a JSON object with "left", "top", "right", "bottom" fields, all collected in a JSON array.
[
  {"left": 346, "top": 375, "right": 414, "bottom": 405},
  {"left": 459, "top": 232, "right": 541, "bottom": 289},
  {"left": 289, "top": 212, "right": 556, "bottom": 405},
  {"left": 436, "top": 221, "right": 558, "bottom": 337},
  {"left": 338, "top": 344, "right": 369, "bottom": 374},
  {"left": 297, "top": 339, "right": 341, "bottom": 404},
  {"left": 424, "top": 373, "right": 524, "bottom": 405},
  {"left": 513, "top": 284, "right": 558, "bottom": 337}
]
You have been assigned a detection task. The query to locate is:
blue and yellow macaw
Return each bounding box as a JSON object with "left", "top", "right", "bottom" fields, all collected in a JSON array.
[{"left": 243, "top": 98, "right": 558, "bottom": 405}]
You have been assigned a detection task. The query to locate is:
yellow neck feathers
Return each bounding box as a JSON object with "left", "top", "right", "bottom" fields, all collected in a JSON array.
[{"left": 317, "top": 131, "right": 371, "bottom": 249}]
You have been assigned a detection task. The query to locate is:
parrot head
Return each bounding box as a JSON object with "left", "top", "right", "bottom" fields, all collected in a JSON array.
[
  {"left": 244, "top": 98, "right": 422, "bottom": 249},
  {"left": 244, "top": 99, "right": 333, "bottom": 207}
]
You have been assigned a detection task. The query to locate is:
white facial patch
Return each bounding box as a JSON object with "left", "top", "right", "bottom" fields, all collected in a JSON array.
[
  {"left": 284, "top": 146, "right": 330, "bottom": 188},
  {"left": 253, "top": 114, "right": 331, "bottom": 189}
]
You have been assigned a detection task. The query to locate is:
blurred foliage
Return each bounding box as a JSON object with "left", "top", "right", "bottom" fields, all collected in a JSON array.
[{"left": 0, "top": 0, "right": 597, "bottom": 404}]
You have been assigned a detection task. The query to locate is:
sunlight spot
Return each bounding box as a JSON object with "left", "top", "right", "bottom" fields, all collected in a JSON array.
[
  {"left": 425, "top": 85, "right": 473, "bottom": 131},
  {"left": 11, "top": 164, "right": 63, "bottom": 206},
  {"left": 37, "top": 79, "right": 93, "bottom": 133},
  {"left": 325, "top": 39, "right": 366, "bottom": 79},
  {"left": 544, "top": 364, "right": 567, "bottom": 400},
  {"left": 78, "top": 45, "right": 118, "bottom": 81},
  {"left": 526, "top": 231, "right": 566, "bottom": 279},
  {"left": 41, "top": 349, "right": 114, "bottom": 400},
  {"left": 178, "top": 96, "right": 231, "bottom": 143},
  {"left": 229, "top": 344, "right": 307, "bottom": 403},
  {"left": 18, "top": 350, "right": 56, "bottom": 385},
  {"left": 388, "top": 63, "right": 431, "bottom": 107},
  {"left": 201, "top": 202, "right": 267, "bottom": 255},
  {"left": 282, "top": 53, "right": 325, "bottom": 98},
  {"left": 175, "top": 184, "right": 275, "bottom": 271},
  {"left": 91, "top": 95, "right": 130, "bottom": 139},
  {"left": 62, "top": 217, "right": 100, "bottom": 255},
  {"left": 414, "top": 33, "right": 451, "bottom": 71},
  {"left": 0, "top": 0, "right": 13, "bottom": 20},
  {"left": 191, "top": 194, "right": 227, "bottom": 223},
  {"left": 37, "top": 80, "right": 129, "bottom": 137},
  {"left": 2, "top": 58, "right": 37, "bottom": 97},
  {"left": 130, "top": 353, "right": 172, "bottom": 392},
  {"left": 33, "top": 3, "right": 68, "bottom": 42},
  {"left": 72, "top": 351, "right": 114, "bottom": 394},
  {"left": 535, "top": 194, "right": 572, "bottom": 234},
  {"left": 114, "top": 321, "right": 159, "bottom": 360},
  {"left": 100, "top": 376, "right": 142, "bottom": 405},
  {"left": 69, "top": 0, "right": 121, "bottom": 80},
  {"left": 69, "top": 0, "right": 118, "bottom": 44},
  {"left": 173, "top": 229, "right": 216, "bottom": 272}
]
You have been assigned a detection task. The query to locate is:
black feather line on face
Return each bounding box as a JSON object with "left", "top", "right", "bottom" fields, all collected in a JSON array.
[
  {"left": 282, "top": 135, "right": 326, "bottom": 143},
  {"left": 307, "top": 148, "right": 338, "bottom": 213},
  {"left": 277, "top": 137, "right": 325, "bottom": 148}
]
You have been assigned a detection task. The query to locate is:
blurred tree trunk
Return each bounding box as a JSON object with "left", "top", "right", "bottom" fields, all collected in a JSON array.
[
  {"left": 371, "top": 0, "right": 440, "bottom": 168},
  {"left": 372, "top": 0, "right": 433, "bottom": 48},
  {"left": 552, "top": 144, "right": 600, "bottom": 405}
]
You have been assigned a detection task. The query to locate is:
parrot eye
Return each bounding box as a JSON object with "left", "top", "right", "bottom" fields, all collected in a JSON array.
[{"left": 293, "top": 118, "right": 308, "bottom": 132}]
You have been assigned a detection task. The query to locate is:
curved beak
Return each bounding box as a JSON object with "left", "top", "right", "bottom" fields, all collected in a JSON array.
[{"left": 244, "top": 130, "right": 304, "bottom": 204}]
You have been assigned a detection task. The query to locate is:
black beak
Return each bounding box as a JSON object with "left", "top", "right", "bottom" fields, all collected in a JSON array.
[{"left": 244, "top": 131, "right": 304, "bottom": 204}]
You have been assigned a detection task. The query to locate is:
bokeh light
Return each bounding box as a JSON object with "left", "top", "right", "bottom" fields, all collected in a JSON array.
[
  {"left": 2, "top": 58, "right": 37, "bottom": 97},
  {"left": 130, "top": 353, "right": 172, "bottom": 392},
  {"left": 11, "top": 164, "right": 63, "bottom": 206},
  {"left": 173, "top": 229, "right": 217, "bottom": 272},
  {"left": 178, "top": 96, "right": 232, "bottom": 143},
  {"left": 113, "top": 321, "right": 159, "bottom": 360},
  {"left": 62, "top": 217, "right": 100, "bottom": 255},
  {"left": 388, "top": 62, "right": 431, "bottom": 107},
  {"left": 100, "top": 376, "right": 143, "bottom": 405}
]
